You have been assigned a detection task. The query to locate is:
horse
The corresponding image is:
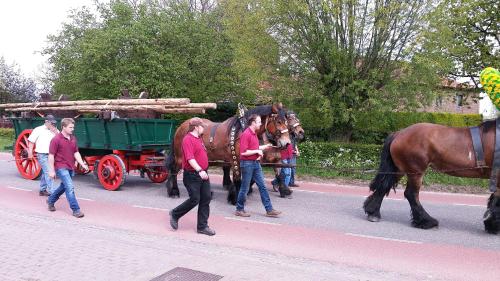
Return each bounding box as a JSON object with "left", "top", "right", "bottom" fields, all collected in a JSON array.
[
  {"left": 223, "top": 109, "right": 305, "bottom": 198},
  {"left": 165, "top": 103, "right": 292, "bottom": 204},
  {"left": 262, "top": 110, "right": 305, "bottom": 196},
  {"left": 363, "top": 120, "right": 500, "bottom": 233}
]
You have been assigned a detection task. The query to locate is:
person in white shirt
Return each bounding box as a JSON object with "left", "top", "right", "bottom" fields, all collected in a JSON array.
[{"left": 28, "top": 115, "right": 59, "bottom": 196}]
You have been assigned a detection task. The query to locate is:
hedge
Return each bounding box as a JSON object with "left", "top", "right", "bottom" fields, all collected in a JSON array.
[
  {"left": 351, "top": 112, "right": 483, "bottom": 144},
  {"left": 0, "top": 128, "right": 14, "bottom": 139},
  {"left": 299, "top": 140, "right": 381, "bottom": 170}
]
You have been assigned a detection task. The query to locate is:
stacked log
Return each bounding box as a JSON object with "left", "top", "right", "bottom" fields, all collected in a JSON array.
[{"left": 0, "top": 98, "right": 216, "bottom": 116}]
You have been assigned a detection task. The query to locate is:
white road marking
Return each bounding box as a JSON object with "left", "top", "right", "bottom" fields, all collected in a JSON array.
[
  {"left": 5, "top": 186, "right": 31, "bottom": 192},
  {"left": 453, "top": 203, "right": 484, "bottom": 208},
  {"left": 78, "top": 197, "right": 95, "bottom": 201},
  {"left": 294, "top": 189, "right": 325, "bottom": 194},
  {"left": 385, "top": 197, "right": 404, "bottom": 201},
  {"left": 224, "top": 216, "right": 282, "bottom": 226},
  {"left": 132, "top": 205, "right": 169, "bottom": 212},
  {"left": 345, "top": 233, "right": 422, "bottom": 244}
]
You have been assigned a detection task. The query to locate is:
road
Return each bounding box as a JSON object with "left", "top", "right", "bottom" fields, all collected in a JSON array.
[{"left": 0, "top": 152, "right": 499, "bottom": 281}]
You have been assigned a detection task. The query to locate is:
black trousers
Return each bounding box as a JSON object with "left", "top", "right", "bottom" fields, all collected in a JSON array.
[{"left": 171, "top": 171, "right": 211, "bottom": 230}]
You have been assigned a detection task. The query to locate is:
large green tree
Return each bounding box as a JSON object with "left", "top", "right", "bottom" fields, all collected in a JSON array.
[
  {"left": 43, "top": 0, "right": 240, "bottom": 102},
  {"left": 419, "top": 0, "right": 499, "bottom": 85},
  {"left": 256, "top": 0, "right": 438, "bottom": 138}
]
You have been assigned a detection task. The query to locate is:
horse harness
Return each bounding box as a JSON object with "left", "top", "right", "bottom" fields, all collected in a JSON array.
[{"left": 470, "top": 119, "right": 500, "bottom": 192}]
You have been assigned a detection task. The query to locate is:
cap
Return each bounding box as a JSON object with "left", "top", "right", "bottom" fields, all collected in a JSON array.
[
  {"left": 45, "top": 114, "right": 57, "bottom": 124},
  {"left": 189, "top": 117, "right": 206, "bottom": 128}
]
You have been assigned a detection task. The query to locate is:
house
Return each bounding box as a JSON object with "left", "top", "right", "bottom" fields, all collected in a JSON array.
[{"left": 422, "top": 78, "right": 496, "bottom": 119}]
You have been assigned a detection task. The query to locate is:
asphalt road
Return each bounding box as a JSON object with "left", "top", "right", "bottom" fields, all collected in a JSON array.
[{"left": 1, "top": 152, "right": 499, "bottom": 280}]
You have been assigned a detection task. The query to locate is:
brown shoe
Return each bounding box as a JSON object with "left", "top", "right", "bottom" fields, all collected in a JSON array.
[
  {"left": 266, "top": 209, "right": 281, "bottom": 217},
  {"left": 39, "top": 190, "right": 50, "bottom": 196},
  {"left": 235, "top": 210, "right": 251, "bottom": 217},
  {"left": 289, "top": 183, "right": 299, "bottom": 187},
  {"left": 47, "top": 199, "right": 56, "bottom": 212},
  {"left": 72, "top": 211, "right": 85, "bottom": 218}
]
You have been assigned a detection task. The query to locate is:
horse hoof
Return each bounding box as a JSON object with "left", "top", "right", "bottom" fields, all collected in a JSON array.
[
  {"left": 367, "top": 215, "right": 380, "bottom": 222},
  {"left": 413, "top": 219, "right": 439, "bottom": 229}
]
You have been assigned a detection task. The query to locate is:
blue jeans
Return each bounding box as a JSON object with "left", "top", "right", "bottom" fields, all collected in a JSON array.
[
  {"left": 48, "top": 169, "right": 80, "bottom": 213},
  {"left": 237, "top": 160, "right": 273, "bottom": 212},
  {"left": 271, "top": 159, "right": 292, "bottom": 187},
  {"left": 37, "top": 153, "right": 53, "bottom": 193},
  {"left": 290, "top": 155, "right": 297, "bottom": 185}
]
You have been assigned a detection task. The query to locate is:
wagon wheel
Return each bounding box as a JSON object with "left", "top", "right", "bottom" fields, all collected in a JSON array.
[
  {"left": 75, "top": 157, "right": 91, "bottom": 175},
  {"left": 14, "top": 129, "right": 42, "bottom": 180},
  {"left": 146, "top": 166, "right": 169, "bottom": 183},
  {"left": 97, "top": 154, "right": 126, "bottom": 191}
]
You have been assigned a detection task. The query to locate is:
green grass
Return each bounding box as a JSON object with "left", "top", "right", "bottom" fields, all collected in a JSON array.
[{"left": 0, "top": 136, "right": 12, "bottom": 152}]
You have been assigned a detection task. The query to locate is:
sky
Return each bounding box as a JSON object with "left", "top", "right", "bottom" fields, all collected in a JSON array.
[{"left": 0, "top": 0, "right": 99, "bottom": 79}]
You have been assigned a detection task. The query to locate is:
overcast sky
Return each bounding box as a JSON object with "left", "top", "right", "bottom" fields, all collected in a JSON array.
[{"left": 0, "top": 0, "right": 99, "bottom": 79}]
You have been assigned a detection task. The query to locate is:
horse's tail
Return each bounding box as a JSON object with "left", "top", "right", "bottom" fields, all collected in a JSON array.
[
  {"left": 369, "top": 134, "right": 399, "bottom": 196},
  {"left": 165, "top": 138, "right": 176, "bottom": 173}
]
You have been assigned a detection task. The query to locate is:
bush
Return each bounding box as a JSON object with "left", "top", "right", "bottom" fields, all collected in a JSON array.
[
  {"left": 351, "top": 112, "right": 483, "bottom": 143},
  {"left": 299, "top": 140, "right": 380, "bottom": 169},
  {"left": 0, "top": 128, "right": 14, "bottom": 139},
  {"left": 297, "top": 140, "right": 487, "bottom": 188}
]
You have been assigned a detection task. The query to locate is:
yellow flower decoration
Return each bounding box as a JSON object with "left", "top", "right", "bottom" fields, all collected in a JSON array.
[{"left": 480, "top": 67, "right": 500, "bottom": 110}]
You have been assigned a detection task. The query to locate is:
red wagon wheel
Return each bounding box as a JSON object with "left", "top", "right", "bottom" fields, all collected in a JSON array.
[
  {"left": 147, "top": 166, "right": 169, "bottom": 183},
  {"left": 14, "top": 129, "right": 42, "bottom": 180},
  {"left": 97, "top": 154, "right": 126, "bottom": 191}
]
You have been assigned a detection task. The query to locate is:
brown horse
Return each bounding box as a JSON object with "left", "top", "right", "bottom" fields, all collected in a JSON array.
[
  {"left": 165, "top": 103, "right": 292, "bottom": 204},
  {"left": 260, "top": 110, "right": 305, "bottom": 196},
  {"left": 363, "top": 121, "right": 500, "bottom": 233}
]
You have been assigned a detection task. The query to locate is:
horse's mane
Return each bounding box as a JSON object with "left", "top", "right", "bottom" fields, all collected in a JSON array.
[{"left": 227, "top": 105, "right": 286, "bottom": 136}]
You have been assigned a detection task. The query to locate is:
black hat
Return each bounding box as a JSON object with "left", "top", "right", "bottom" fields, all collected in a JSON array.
[{"left": 45, "top": 114, "right": 57, "bottom": 124}]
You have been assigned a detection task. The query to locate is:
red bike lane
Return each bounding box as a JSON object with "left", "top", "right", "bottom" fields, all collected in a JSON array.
[{"left": 0, "top": 183, "right": 498, "bottom": 281}]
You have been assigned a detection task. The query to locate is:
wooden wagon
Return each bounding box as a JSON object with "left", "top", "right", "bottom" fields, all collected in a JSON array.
[{"left": 10, "top": 117, "right": 176, "bottom": 190}]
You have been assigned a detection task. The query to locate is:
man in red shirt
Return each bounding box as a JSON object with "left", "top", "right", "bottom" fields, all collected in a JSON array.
[
  {"left": 47, "top": 118, "right": 89, "bottom": 218},
  {"left": 235, "top": 114, "right": 281, "bottom": 218},
  {"left": 169, "top": 117, "right": 215, "bottom": 236}
]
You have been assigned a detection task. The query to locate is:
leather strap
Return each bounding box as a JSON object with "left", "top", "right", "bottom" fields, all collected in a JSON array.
[
  {"left": 209, "top": 123, "right": 220, "bottom": 149},
  {"left": 489, "top": 119, "right": 500, "bottom": 192},
  {"left": 470, "top": 126, "right": 486, "bottom": 167}
]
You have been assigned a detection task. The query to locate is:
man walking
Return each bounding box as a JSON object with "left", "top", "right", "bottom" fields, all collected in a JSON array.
[
  {"left": 47, "top": 118, "right": 88, "bottom": 218},
  {"left": 28, "top": 115, "right": 59, "bottom": 196},
  {"left": 169, "top": 117, "right": 215, "bottom": 236},
  {"left": 235, "top": 114, "right": 281, "bottom": 218},
  {"left": 271, "top": 142, "right": 293, "bottom": 198}
]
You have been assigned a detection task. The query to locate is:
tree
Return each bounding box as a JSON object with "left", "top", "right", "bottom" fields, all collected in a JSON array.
[
  {"left": 0, "top": 57, "right": 37, "bottom": 104},
  {"left": 219, "top": 0, "right": 280, "bottom": 102},
  {"left": 256, "top": 0, "right": 438, "bottom": 138},
  {"left": 419, "top": 0, "right": 500, "bottom": 86},
  {"left": 43, "top": 0, "right": 241, "bottom": 102}
]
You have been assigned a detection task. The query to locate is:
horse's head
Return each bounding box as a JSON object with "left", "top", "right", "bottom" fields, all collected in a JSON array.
[
  {"left": 263, "top": 105, "right": 291, "bottom": 148},
  {"left": 286, "top": 111, "right": 305, "bottom": 141}
]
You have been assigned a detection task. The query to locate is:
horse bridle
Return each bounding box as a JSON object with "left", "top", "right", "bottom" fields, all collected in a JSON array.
[
  {"left": 264, "top": 114, "right": 289, "bottom": 143},
  {"left": 287, "top": 114, "right": 301, "bottom": 133}
]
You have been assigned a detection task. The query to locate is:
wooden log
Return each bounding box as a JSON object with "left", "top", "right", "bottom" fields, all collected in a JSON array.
[
  {"left": 0, "top": 98, "right": 191, "bottom": 108},
  {"left": 7, "top": 105, "right": 200, "bottom": 112},
  {"left": 163, "top": 103, "right": 217, "bottom": 109},
  {"left": 6, "top": 105, "right": 206, "bottom": 114}
]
